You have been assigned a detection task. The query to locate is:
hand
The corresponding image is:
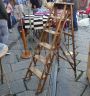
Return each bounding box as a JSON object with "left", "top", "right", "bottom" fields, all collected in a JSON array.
[{"left": 34, "top": 5, "right": 36, "bottom": 9}]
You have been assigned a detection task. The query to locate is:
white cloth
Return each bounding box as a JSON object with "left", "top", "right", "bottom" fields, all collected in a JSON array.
[
  {"left": 78, "top": 18, "right": 90, "bottom": 27},
  {"left": 24, "top": 15, "right": 48, "bottom": 30}
]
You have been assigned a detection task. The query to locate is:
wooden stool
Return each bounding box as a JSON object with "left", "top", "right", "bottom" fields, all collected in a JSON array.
[{"left": 0, "top": 43, "right": 8, "bottom": 84}]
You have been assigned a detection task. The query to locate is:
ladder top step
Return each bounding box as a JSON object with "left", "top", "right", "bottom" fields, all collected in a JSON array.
[
  {"left": 34, "top": 55, "right": 51, "bottom": 64},
  {"left": 54, "top": 2, "right": 74, "bottom": 9},
  {"left": 54, "top": 2, "right": 74, "bottom": 6},
  {"left": 30, "top": 66, "right": 46, "bottom": 79},
  {"left": 50, "top": 15, "right": 70, "bottom": 22},
  {"left": 45, "top": 29, "right": 60, "bottom": 35},
  {"left": 39, "top": 42, "right": 55, "bottom": 50}
]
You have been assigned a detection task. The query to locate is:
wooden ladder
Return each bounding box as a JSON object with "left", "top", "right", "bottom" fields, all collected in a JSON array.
[
  {"left": 54, "top": 2, "right": 78, "bottom": 78},
  {"left": 24, "top": 2, "right": 70, "bottom": 94}
]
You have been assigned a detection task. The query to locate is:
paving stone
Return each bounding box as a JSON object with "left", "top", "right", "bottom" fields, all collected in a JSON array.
[
  {"left": 56, "top": 67, "right": 86, "bottom": 96},
  {"left": 16, "top": 90, "right": 35, "bottom": 96},
  {"left": 9, "top": 79, "right": 26, "bottom": 94},
  {"left": 16, "top": 90, "right": 47, "bottom": 96},
  {"left": 10, "top": 39, "right": 23, "bottom": 51},
  {"left": 56, "top": 80, "right": 85, "bottom": 96},
  {"left": 11, "top": 59, "right": 31, "bottom": 72},
  {"left": 76, "top": 47, "right": 88, "bottom": 55},
  {"left": 0, "top": 84, "right": 10, "bottom": 96},
  {"left": 24, "top": 75, "right": 50, "bottom": 91},
  {"left": 57, "top": 59, "right": 72, "bottom": 69},
  {"left": 82, "top": 86, "right": 90, "bottom": 96},
  {"left": 57, "top": 68, "right": 75, "bottom": 81},
  {"left": 2, "top": 63, "right": 12, "bottom": 73},
  {"left": 77, "top": 61, "right": 87, "bottom": 71},
  {"left": 5, "top": 69, "right": 27, "bottom": 82},
  {"left": 76, "top": 53, "right": 88, "bottom": 63},
  {"left": 77, "top": 71, "right": 88, "bottom": 85},
  {"left": 2, "top": 52, "right": 17, "bottom": 65}
]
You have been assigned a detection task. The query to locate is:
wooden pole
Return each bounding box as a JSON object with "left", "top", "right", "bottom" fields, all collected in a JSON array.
[{"left": 20, "top": 28, "right": 31, "bottom": 59}]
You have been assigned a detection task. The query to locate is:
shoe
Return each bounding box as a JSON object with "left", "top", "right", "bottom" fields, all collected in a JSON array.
[
  {"left": 74, "top": 27, "right": 78, "bottom": 31},
  {"left": 6, "top": 52, "right": 10, "bottom": 55},
  {"left": 9, "top": 29, "right": 12, "bottom": 33}
]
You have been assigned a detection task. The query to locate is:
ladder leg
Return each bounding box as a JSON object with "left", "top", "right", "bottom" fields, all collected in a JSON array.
[
  {"left": 24, "top": 69, "right": 32, "bottom": 80},
  {"left": 71, "top": 5, "right": 77, "bottom": 78},
  {"left": 36, "top": 64, "right": 51, "bottom": 94},
  {"left": 36, "top": 79, "right": 43, "bottom": 94},
  {"left": 56, "top": 49, "right": 60, "bottom": 67}
]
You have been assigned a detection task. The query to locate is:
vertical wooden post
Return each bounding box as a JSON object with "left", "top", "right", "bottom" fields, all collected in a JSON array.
[{"left": 87, "top": 44, "right": 90, "bottom": 82}]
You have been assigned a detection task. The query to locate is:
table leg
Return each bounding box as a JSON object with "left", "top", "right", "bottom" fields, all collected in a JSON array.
[{"left": 0, "top": 58, "right": 3, "bottom": 84}]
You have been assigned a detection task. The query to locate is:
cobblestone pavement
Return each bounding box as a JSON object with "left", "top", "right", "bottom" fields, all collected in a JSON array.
[{"left": 0, "top": 5, "right": 90, "bottom": 96}]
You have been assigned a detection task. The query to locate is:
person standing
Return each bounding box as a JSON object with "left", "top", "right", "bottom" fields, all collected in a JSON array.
[
  {"left": 0, "top": 0, "right": 9, "bottom": 44},
  {"left": 66, "top": 0, "right": 78, "bottom": 31},
  {"left": 72, "top": 0, "right": 78, "bottom": 31},
  {"left": 30, "top": 0, "right": 42, "bottom": 14},
  {"left": 30, "top": 0, "right": 42, "bottom": 9},
  {"left": 6, "top": 0, "right": 15, "bottom": 32}
]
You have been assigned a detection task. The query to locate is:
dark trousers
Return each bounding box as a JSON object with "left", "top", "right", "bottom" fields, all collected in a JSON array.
[
  {"left": 7, "top": 13, "right": 12, "bottom": 29},
  {"left": 73, "top": 9, "right": 78, "bottom": 29},
  {"left": 47, "top": 0, "right": 53, "bottom": 2}
]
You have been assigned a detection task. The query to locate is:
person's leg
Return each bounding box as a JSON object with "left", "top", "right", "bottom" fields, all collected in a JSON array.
[
  {"left": 7, "top": 13, "right": 12, "bottom": 29},
  {"left": 0, "top": 20, "right": 9, "bottom": 44},
  {"left": 73, "top": 9, "right": 78, "bottom": 31},
  {"left": 0, "top": 20, "right": 10, "bottom": 55},
  {"left": 0, "top": 26, "right": 3, "bottom": 43}
]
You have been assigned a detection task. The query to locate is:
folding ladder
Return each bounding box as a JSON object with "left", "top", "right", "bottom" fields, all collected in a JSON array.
[{"left": 24, "top": 2, "right": 76, "bottom": 94}]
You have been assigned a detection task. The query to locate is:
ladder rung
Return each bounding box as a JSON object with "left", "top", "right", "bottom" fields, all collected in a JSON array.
[
  {"left": 65, "top": 51, "right": 78, "bottom": 57},
  {"left": 50, "top": 15, "right": 66, "bottom": 20},
  {"left": 45, "top": 29, "right": 60, "bottom": 35},
  {"left": 50, "top": 15, "right": 60, "bottom": 19},
  {"left": 54, "top": 2, "right": 74, "bottom": 6},
  {"left": 65, "top": 51, "right": 73, "bottom": 56},
  {"left": 34, "top": 55, "right": 50, "bottom": 64},
  {"left": 30, "top": 67, "right": 46, "bottom": 79},
  {"left": 64, "top": 32, "right": 72, "bottom": 36},
  {"left": 39, "top": 42, "right": 55, "bottom": 50}
]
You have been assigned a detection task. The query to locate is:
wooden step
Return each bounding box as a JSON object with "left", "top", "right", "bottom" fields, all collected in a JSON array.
[
  {"left": 34, "top": 55, "right": 50, "bottom": 64},
  {"left": 65, "top": 51, "right": 78, "bottom": 57},
  {"left": 45, "top": 29, "right": 60, "bottom": 35},
  {"left": 30, "top": 66, "right": 46, "bottom": 79},
  {"left": 64, "top": 32, "right": 72, "bottom": 36},
  {"left": 39, "top": 42, "right": 55, "bottom": 50},
  {"left": 51, "top": 16, "right": 70, "bottom": 22},
  {"left": 65, "top": 51, "right": 73, "bottom": 56},
  {"left": 50, "top": 15, "right": 60, "bottom": 19}
]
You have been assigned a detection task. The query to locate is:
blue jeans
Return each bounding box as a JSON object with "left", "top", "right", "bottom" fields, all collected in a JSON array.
[{"left": 0, "top": 20, "right": 9, "bottom": 44}]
